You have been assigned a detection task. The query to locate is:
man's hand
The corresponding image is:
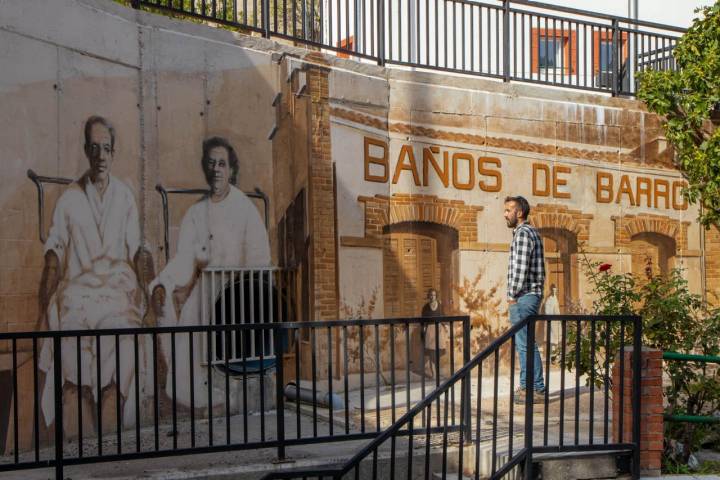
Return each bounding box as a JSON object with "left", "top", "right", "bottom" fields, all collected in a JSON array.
[{"left": 508, "top": 299, "right": 517, "bottom": 305}]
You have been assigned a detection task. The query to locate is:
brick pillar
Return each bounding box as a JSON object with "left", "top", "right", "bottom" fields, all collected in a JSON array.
[
  {"left": 612, "top": 347, "right": 663, "bottom": 477},
  {"left": 706, "top": 226, "right": 720, "bottom": 307}
]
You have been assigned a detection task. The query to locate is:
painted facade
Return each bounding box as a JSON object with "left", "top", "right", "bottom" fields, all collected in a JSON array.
[{"left": 1, "top": 0, "right": 719, "bottom": 456}]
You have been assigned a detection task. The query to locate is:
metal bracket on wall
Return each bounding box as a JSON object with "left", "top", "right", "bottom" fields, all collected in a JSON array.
[
  {"left": 156, "top": 184, "right": 270, "bottom": 264},
  {"left": 27, "top": 169, "right": 73, "bottom": 243}
]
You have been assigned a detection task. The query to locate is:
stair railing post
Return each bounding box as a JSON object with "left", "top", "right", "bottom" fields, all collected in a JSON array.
[
  {"left": 274, "top": 325, "right": 286, "bottom": 460},
  {"left": 524, "top": 316, "right": 535, "bottom": 479},
  {"left": 462, "top": 316, "right": 472, "bottom": 442},
  {"left": 53, "top": 335, "right": 64, "bottom": 480},
  {"left": 263, "top": 0, "right": 271, "bottom": 38}
]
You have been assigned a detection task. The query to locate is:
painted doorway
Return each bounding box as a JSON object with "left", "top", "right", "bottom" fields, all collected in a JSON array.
[
  {"left": 382, "top": 222, "right": 459, "bottom": 318},
  {"left": 630, "top": 232, "right": 676, "bottom": 278},
  {"left": 540, "top": 228, "right": 579, "bottom": 312}
]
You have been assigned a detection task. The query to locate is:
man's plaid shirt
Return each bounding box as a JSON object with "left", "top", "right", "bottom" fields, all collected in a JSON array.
[{"left": 507, "top": 222, "right": 545, "bottom": 300}]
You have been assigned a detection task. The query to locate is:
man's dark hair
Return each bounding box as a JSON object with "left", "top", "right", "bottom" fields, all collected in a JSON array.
[
  {"left": 201, "top": 136, "right": 239, "bottom": 186},
  {"left": 84, "top": 115, "right": 115, "bottom": 151},
  {"left": 505, "top": 195, "right": 531, "bottom": 219}
]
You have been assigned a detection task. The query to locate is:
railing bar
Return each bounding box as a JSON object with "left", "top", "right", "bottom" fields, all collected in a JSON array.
[
  {"left": 405, "top": 320, "right": 411, "bottom": 426},
  {"left": 491, "top": 349, "right": 498, "bottom": 475},
  {"left": 421, "top": 323, "right": 426, "bottom": 428},
  {"left": 328, "top": 326, "right": 334, "bottom": 436},
  {"left": 424, "top": 404, "right": 432, "bottom": 480},
  {"left": 603, "top": 319, "right": 610, "bottom": 443},
  {"left": 241, "top": 329, "right": 248, "bottom": 443},
  {"left": 435, "top": 0, "right": 439, "bottom": 67},
  {"left": 589, "top": 318, "right": 597, "bottom": 444},
  {"left": 360, "top": 324, "right": 366, "bottom": 434},
  {"left": 152, "top": 332, "right": 159, "bottom": 452},
  {"left": 77, "top": 335, "right": 83, "bottom": 458},
  {"left": 510, "top": 335, "right": 516, "bottom": 456},
  {"left": 190, "top": 331, "right": 196, "bottom": 448},
  {"left": 619, "top": 319, "right": 626, "bottom": 443},
  {"left": 441, "top": 391, "right": 449, "bottom": 479},
  {"left": 479, "top": 5, "right": 484, "bottom": 73},
  {"left": 495, "top": 7, "right": 499, "bottom": 75},
  {"left": 32, "top": 338, "right": 39, "bottom": 462},
  {"left": 475, "top": 361, "right": 482, "bottom": 480},
  {"left": 543, "top": 318, "right": 550, "bottom": 446},
  {"left": 230, "top": 270, "right": 235, "bottom": 362},
  {"left": 375, "top": 324, "right": 381, "bottom": 432},
  {"left": 311, "top": 327, "right": 318, "bottom": 437},
  {"left": 470, "top": 4, "right": 474, "bottom": 71},
  {"left": 225, "top": 325, "right": 231, "bottom": 444},
  {"left": 206, "top": 301, "right": 215, "bottom": 446},
  {"left": 443, "top": 0, "right": 447, "bottom": 68},
  {"left": 559, "top": 320, "right": 566, "bottom": 446},
  {"left": 345, "top": 0, "right": 350, "bottom": 55},
  {"left": 116, "top": 334, "right": 123, "bottom": 454},
  {"left": 96, "top": 334, "right": 103, "bottom": 456},
  {"left": 457, "top": 377, "right": 465, "bottom": 480},
  {"left": 407, "top": 420, "right": 414, "bottom": 480},
  {"left": 390, "top": 324, "right": 397, "bottom": 424},
  {"left": 328, "top": 0, "right": 332, "bottom": 53},
  {"left": 434, "top": 321, "right": 440, "bottom": 427},
  {"left": 12, "top": 338, "right": 18, "bottom": 463},
  {"left": 513, "top": 10, "right": 517, "bottom": 77},
  {"left": 250, "top": 271, "right": 255, "bottom": 358},
  {"left": 521, "top": 12, "right": 525, "bottom": 78},
  {"left": 450, "top": 320, "right": 456, "bottom": 425},
  {"left": 295, "top": 328, "right": 302, "bottom": 439},
  {"left": 390, "top": 434, "right": 396, "bottom": 479},
  {"left": 575, "top": 320, "right": 582, "bottom": 445},
  {"left": 259, "top": 318, "right": 266, "bottom": 442},
  {"left": 343, "top": 325, "right": 350, "bottom": 435}
]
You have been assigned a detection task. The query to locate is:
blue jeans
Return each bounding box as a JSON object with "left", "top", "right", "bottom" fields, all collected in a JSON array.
[{"left": 509, "top": 294, "right": 544, "bottom": 391}]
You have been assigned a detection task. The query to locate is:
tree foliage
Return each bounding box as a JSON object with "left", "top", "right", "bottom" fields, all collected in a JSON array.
[{"left": 637, "top": 2, "right": 720, "bottom": 228}]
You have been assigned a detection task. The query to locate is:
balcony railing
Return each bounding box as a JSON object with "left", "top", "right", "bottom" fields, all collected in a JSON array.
[{"left": 133, "top": 0, "right": 685, "bottom": 96}]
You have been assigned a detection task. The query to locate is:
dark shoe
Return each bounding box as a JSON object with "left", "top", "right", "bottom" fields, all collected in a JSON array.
[{"left": 513, "top": 387, "right": 546, "bottom": 404}]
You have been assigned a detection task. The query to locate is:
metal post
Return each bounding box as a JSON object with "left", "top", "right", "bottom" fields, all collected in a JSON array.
[
  {"left": 611, "top": 19, "right": 619, "bottom": 96},
  {"left": 263, "top": 0, "right": 271, "bottom": 38},
  {"left": 502, "top": 0, "right": 510, "bottom": 81},
  {"left": 632, "top": 316, "right": 642, "bottom": 479},
  {"left": 274, "top": 326, "right": 286, "bottom": 460},
  {"left": 53, "top": 336, "right": 64, "bottom": 480},
  {"left": 524, "top": 316, "right": 535, "bottom": 479},
  {"left": 376, "top": 0, "right": 385, "bottom": 66},
  {"left": 462, "top": 316, "right": 472, "bottom": 442}
]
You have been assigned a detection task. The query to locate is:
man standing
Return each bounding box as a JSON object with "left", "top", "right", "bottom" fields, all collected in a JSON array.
[
  {"left": 504, "top": 195, "right": 545, "bottom": 403},
  {"left": 150, "top": 136, "right": 271, "bottom": 408},
  {"left": 38, "top": 115, "right": 153, "bottom": 434}
]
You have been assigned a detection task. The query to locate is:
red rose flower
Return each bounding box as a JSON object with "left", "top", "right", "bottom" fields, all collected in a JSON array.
[{"left": 599, "top": 263, "right": 612, "bottom": 272}]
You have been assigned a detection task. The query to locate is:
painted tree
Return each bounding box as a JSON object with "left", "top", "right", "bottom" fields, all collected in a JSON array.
[{"left": 637, "top": 2, "right": 720, "bottom": 228}]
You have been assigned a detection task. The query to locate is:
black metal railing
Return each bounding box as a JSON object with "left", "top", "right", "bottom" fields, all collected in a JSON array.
[
  {"left": 133, "top": 0, "right": 684, "bottom": 96},
  {"left": 259, "top": 314, "right": 642, "bottom": 480},
  {"left": 0, "top": 313, "right": 469, "bottom": 479}
]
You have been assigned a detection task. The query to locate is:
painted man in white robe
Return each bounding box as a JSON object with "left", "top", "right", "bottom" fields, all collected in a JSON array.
[
  {"left": 150, "top": 137, "right": 271, "bottom": 409},
  {"left": 38, "top": 116, "right": 154, "bottom": 435}
]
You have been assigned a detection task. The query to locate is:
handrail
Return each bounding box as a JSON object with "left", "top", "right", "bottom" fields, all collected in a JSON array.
[
  {"left": 134, "top": 0, "right": 686, "bottom": 97},
  {"left": 260, "top": 313, "right": 643, "bottom": 480},
  {"left": 663, "top": 351, "right": 720, "bottom": 425}
]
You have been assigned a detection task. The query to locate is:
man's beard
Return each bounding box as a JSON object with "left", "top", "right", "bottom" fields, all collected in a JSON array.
[{"left": 506, "top": 217, "right": 518, "bottom": 228}]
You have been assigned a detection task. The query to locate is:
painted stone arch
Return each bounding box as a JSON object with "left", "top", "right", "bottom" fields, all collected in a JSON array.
[
  {"left": 529, "top": 204, "right": 594, "bottom": 313},
  {"left": 358, "top": 193, "right": 483, "bottom": 319},
  {"left": 612, "top": 214, "right": 690, "bottom": 277}
]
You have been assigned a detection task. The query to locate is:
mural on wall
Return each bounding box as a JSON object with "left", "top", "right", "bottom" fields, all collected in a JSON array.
[
  {"left": 149, "top": 137, "right": 271, "bottom": 408},
  {"left": 37, "top": 116, "right": 154, "bottom": 434}
]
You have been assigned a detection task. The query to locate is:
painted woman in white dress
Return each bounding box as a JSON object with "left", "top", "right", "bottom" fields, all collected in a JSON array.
[{"left": 149, "top": 137, "right": 271, "bottom": 409}]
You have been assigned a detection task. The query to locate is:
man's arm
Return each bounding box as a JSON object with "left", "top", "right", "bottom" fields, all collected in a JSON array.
[
  {"left": 507, "top": 229, "right": 533, "bottom": 300},
  {"left": 37, "top": 250, "right": 60, "bottom": 331}
]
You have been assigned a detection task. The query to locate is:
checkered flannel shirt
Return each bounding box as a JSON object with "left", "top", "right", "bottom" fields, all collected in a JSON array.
[{"left": 507, "top": 222, "right": 545, "bottom": 300}]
